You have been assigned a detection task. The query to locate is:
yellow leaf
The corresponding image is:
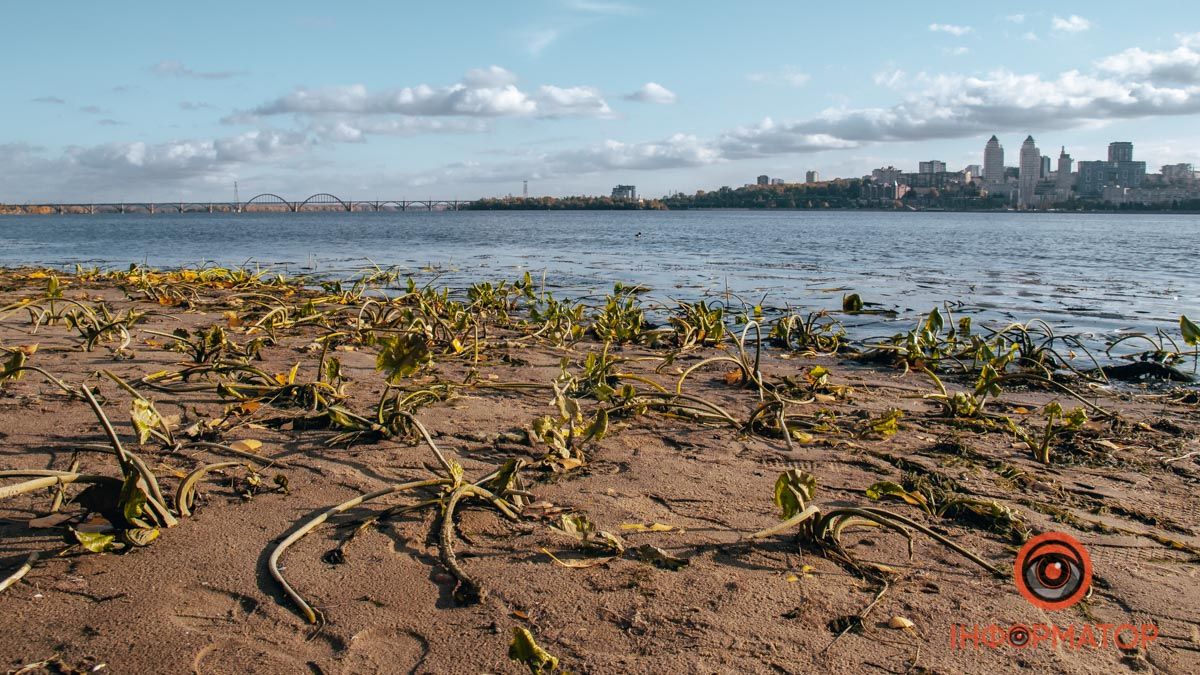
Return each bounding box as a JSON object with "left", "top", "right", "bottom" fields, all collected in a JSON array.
[
  {"left": 223, "top": 311, "right": 243, "bottom": 328},
  {"left": 230, "top": 439, "right": 263, "bottom": 454},
  {"left": 16, "top": 344, "right": 38, "bottom": 356},
  {"left": 785, "top": 573, "right": 800, "bottom": 583},
  {"left": 232, "top": 400, "right": 261, "bottom": 415},
  {"left": 619, "top": 522, "right": 676, "bottom": 533},
  {"left": 888, "top": 616, "right": 917, "bottom": 632}
]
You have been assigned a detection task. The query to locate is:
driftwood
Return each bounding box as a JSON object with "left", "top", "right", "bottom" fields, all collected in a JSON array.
[{"left": 1096, "top": 361, "right": 1194, "bottom": 383}]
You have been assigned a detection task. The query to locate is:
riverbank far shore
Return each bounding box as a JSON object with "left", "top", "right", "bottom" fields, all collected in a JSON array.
[{"left": 1, "top": 266, "right": 1197, "bottom": 673}]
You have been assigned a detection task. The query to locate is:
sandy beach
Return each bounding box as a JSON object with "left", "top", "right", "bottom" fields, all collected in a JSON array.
[{"left": 1, "top": 266, "right": 1197, "bottom": 674}]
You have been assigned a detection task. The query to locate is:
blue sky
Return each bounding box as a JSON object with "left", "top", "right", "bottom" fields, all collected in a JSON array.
[{"left": 3, "top": 0, "right": 1199, "bottom": 201}]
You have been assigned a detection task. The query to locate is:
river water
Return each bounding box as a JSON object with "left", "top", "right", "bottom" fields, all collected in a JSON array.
[{"left": 1, "top": 210, "right": 1196, "bottom": 346}]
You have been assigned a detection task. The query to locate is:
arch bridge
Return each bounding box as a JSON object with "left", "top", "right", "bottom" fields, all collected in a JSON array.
[{"left": 9, "top": 194, "right": 474, "bottom": 215}]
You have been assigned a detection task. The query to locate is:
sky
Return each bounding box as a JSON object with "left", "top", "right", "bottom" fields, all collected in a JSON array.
[{"left": 3, "top": 0, "right": 1200, "bottom": 202}]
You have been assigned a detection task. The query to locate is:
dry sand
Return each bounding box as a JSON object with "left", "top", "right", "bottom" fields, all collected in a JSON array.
[{"left": 0, "top": 268, "right": 1197, "bottom": 674}]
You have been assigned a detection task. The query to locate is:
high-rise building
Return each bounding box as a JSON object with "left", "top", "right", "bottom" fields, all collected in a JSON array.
[
  {"left": 805, "top": 170, "right": 819, "bottom": 183},
  {"left": 1108, "top": 142, "right": 1134, "bottom": 163},
  {"left": 1040, "top": 156, "right": 1052, "bottom": 178},
  {"left": 756, "top": 175, "right": 769, "bottom": 186},
  {"left": 1077, "top": 142, "right": 1146, "bottom": 197},
  {"left": 1018, "top": 135, "right": 1041, "bottom": 207},
  {"left": 918, "top": 160, "right": 947, "bottom": 174},
  {"left": 611, "top": 185, "right": 637, "bottom": 200},
  {"left": 1056, "top": 147, "right": 1074, "bottom": 192},
  {"left": 1161, "top": 163, "right": 1196, "bottom": 184},
  {"left": 983, "top": 135, "right": 1005, "bottom": 182},
  {"left": 871, "top": 166, "right": 904, "bottom": 183}
]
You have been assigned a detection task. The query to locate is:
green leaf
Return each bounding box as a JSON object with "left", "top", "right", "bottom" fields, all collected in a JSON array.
[
  {"left": 123, "top": 527, "right": 161, "bottom": 547},
  {"left": 549, "top": 513, "right": 595, "bottom": 541},
  {"left": 974, "top": 364, "right": 1003, "bottom": 399},
  {"left": 867, "top": 409, "right": 904, "bottom": 438},
  {"left": 773, "top": 469, "right": 817, "bottom": 520},
  {"left": 118, "top": 470, "right": 152, "bottom": 529},
  {"left": 130, "top": 398, "right": 162, "bottom": 445},
  {"left": 508, "top": 627, "right": 559, "bottom": 675},
  {"left": 924, "top": 307, "right": 944, "bottom": 335},
  {"left": 1181, "top": 315, "right": 1200, "bottom": 347},
  {"left": 631, "top": 544, "right": 689, "bottom": 570},
  {"left": 73, "top": 529, "right": 120, "bottom": 553},
  {"left": 323, "top": 355, "right": 342, "bottom": 384},
  {"left": 375, "top": 334, "right": 431, "bottom": 383},
  {"left": 1063, "top": 407, "right": 1088, "bottom": 430},
  {"left": 485, "top": 458, "right": 523, "bottom": 496},
  {"left": 842, "top": 293, "right": 863, "bottom": 313},
  {"left": 581, "top": 408, "right": 608, "bottom": 443},
  {"left": 0, "top": 350, "right": 26, "bottom": 382},
  {"left": 865, "top": 481, "right": 927, "bottom": 507}
]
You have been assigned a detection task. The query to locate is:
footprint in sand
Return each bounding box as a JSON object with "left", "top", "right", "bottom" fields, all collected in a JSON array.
[
  {"left": 339, "top": 627, "right": 428, "bottom": 675},
  {"left": 169, "top": 583, "right": 259, "bottom": 634},
  {"left": 191, "top": 638, "right": 309, "bottom": 674}
]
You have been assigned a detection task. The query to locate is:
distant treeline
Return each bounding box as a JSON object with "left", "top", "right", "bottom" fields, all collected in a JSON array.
[{"left": 468, "top": 180, "right": 1200, "bottom": 212}]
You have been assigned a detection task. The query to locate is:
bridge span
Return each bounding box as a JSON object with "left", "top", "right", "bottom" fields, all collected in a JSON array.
[{"left": 5, "top": 193, "right": 474, "bottom": 215}]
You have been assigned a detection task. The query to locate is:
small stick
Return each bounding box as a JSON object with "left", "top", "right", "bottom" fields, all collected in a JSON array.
[{"left": 0, "top": 552, "right": 39, "bottom": 595}]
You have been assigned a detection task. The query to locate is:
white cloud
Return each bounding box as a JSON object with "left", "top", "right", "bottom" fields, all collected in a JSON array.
[
  {"left": 1052, "top": 15, "right": 1091, "bottom": 33},
  {"left": 523, "top": 28, "right": 560, "bottom": 56},
  {"left": 307, "top": 118, "right": 486, "bottom": 143},
  {"left": 717, "top": 118, "right": 860, "bottom": 158},
  {"left": 1, "top": 130, "right": 310, "bottom": 200},
  {"left": 624, "top": 82, "right": 678, "bottom": 104},
  {"left": 1097, "top": 36, "right": 1200, "bottom": 84},
  {"left": 929, "top": 23, "right": 972, "bottom": 37},
  {"left": 152, "top": 60, "right": 244, "bottom": 80},
  {"left": 560, "top": 0, "right": 639, "bottom": 15},
  {"left": 463, "top": 66, "right": 520, "bottom": 88},
  {"left": 1023, "top": 32, "right": 1039, "bottom": 42},
  {"left": 423, "top": 133, "right": 719, "bottom": 184},
  {"left": 747, "top": 67, "right": 811, "bottom": 87},
  {"left": 237, "top": 68, "right": 612, "bottom": 127},
  {"left": 179, "top": 101, "right": 216, "bottom": 111},
  {"left": 534, "top": 85, "right": 613, "bottom": 117},
  {"left": 1006, "top": 13, "right": 1026, "bottom": 24},
  {"left": 943, "top": 46, "right": 970, "bottom": 56}
]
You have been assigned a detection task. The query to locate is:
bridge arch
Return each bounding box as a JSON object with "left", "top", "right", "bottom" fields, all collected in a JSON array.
[
  {"left": 242, "top": 193, "right": 295, "bottom": 212},
  {"left": 350, "top": 201, "right": 379, "bottom": 212},
  {"left": 378, "top": 201, "right": 408, "bottom": 211},
  {"left": 296, "top": 193, "right": 350, "bottom": 212}
]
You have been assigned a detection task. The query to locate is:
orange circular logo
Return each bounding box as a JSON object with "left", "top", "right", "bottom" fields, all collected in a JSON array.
[{"left": 1014, "top": 532, "right": 1092, "bottom": 611}]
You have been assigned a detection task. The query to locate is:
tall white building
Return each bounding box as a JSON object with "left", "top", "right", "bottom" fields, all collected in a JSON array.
[
  {"left": 1056, "top": 147, "right": 1074, "bottom": 192},
  {"left": 984, "top": 135, "right": 1005, "bottom": 182},
  {"left": 1018, "top": 135, "right": 1041, "bottom": 207}
]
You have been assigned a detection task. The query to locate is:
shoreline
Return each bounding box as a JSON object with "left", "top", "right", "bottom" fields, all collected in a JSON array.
[
  {"left": 1, "top": 266, "right": 1197, "bottom": 672},
  {"left": 6, "top": 206, "right": 1200, "bottom": 215}
]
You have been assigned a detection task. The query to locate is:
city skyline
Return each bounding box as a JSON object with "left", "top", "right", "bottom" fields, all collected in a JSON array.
[{"left": 3, "top": 2, "right": 1200, "bottom": 201}]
